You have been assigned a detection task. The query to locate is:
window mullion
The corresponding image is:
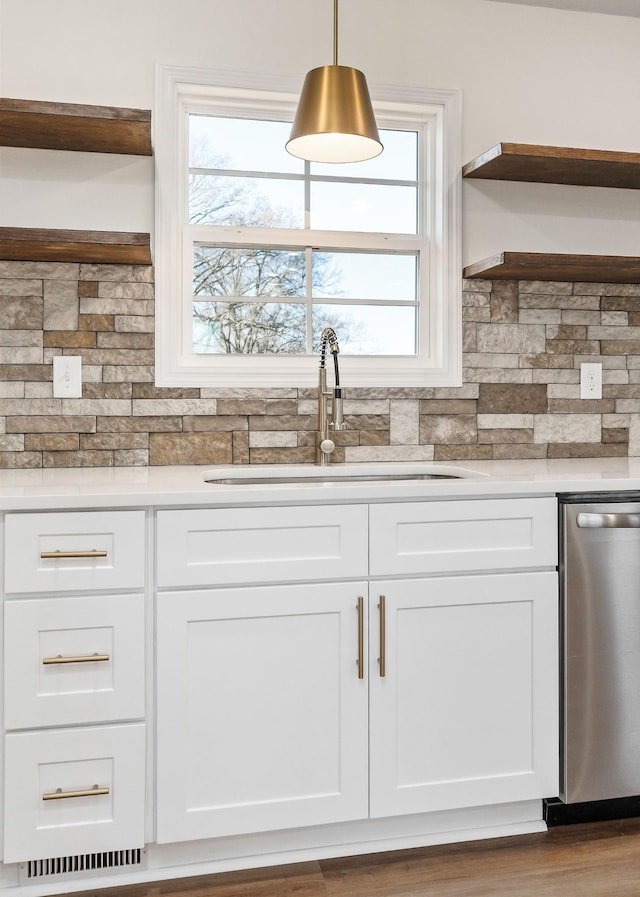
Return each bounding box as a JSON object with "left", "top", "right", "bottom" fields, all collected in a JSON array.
[
  {"left": 186, "top": 224, "right": 425, "bottom": 253},
  {"left": 310, "top": 297, "right": 419, "bottom": 308},
  {"left": 304, "top": 159, "right": 311, "bottom": 230},
  {"left": 306, "top": 247, "right": 313, "bottom": 354}
]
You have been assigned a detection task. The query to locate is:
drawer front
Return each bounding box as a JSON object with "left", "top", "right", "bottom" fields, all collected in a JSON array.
[
  {"left": 4, "top": 510, "right": 146, "bottom": 594},
  {"left": 370, "top": 498, "right": 558, "bottom": 576},
  {"left": 4, "top": 723, "right": 145, "bottom": 863},
  {"left": 4, "top": 595, "right": 145, "bottom": 729},
  {"left": 156, "top": 504, "right": 369, "bottom": 587}
]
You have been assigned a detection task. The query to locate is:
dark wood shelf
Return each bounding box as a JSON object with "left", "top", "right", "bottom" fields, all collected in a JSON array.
[
  {"left": 0, "top": 228, "right": 152, "bottom": 265},
  {"left": 0, "top": 98, "right": 152, "bottom": 155},
  {"left": 462, "top": 143, "right": 640, "bottom": 189},
  {"left": 463, "top": 252, "right": 640, "bottom": 283}
]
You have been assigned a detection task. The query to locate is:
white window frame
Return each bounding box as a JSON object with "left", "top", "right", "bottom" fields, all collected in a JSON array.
[{"left": 154, "top": 65, "right": 462, "bottom": 388}]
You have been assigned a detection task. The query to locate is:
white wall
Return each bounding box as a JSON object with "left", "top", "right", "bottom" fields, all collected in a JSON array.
[{"left": 1, "top": 0, "right": 640, "bottom": 265}]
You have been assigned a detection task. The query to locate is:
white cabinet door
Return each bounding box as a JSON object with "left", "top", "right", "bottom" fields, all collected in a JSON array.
[
  {"left": 156, "top": 582, "right": 369, "bottom": 843},
  {"left": 369, "top": 572, "right": 558, "bottom": 818}
]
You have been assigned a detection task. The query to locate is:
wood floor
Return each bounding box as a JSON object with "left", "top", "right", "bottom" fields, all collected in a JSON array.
[{"left": 64, "top": 818, "right": 640, "bottom": 897}]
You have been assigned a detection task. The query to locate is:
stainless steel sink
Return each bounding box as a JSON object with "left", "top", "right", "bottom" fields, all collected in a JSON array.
[
  {"left": 203, "top": 464, "right": 484, "bottom": 486},
  {"left": 208, "top": 472, "right": 462, "bottom": 485}
]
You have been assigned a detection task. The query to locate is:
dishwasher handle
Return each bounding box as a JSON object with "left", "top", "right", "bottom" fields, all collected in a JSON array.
[{"left": 576, "top": 511, "right": 640, "bottom": 528}]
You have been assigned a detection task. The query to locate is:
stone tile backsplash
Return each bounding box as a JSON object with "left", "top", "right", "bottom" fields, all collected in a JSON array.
[{"left": 1, "top": 261, "right": 640, "bottom": 467}]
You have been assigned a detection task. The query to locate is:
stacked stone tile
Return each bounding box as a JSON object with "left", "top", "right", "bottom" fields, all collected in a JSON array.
[{"left": 0, "top": 261, "right": 638, "bottom": 467}]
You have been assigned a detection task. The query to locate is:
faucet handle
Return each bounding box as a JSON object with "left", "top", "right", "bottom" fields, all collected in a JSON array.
[{"left": 320, "top": 438, "right": 336, "bottom": 455}]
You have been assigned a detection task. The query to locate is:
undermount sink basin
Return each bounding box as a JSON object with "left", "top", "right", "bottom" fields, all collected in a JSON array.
[{"left": 203, "top": 464, "right": 485, "bottom": 486}]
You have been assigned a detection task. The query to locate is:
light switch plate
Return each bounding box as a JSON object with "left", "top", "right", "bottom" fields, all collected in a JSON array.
[{"left": 53, "top": 356, "right": 82, "bottom": 398}]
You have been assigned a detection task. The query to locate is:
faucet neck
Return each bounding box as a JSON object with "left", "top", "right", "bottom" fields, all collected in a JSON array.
[{"left": 316, "top": 329, "right": 345, "bottom": 466}]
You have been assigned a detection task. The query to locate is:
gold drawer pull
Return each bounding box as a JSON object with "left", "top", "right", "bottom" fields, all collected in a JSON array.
[
  {"left": 378, "top": 594, "right": 386, "bottom": 678},
  {"left": 357, "top": 596, "right": 364, "bottom": 680},
  {"left": 43, "top": 784, "right": 110, "bottom": 801},
  {"left": 40, "top": 549, "right": 108, "bottom": 559},
  {"left": 43, "top": 653, "right": 110, "bottom": 666}
]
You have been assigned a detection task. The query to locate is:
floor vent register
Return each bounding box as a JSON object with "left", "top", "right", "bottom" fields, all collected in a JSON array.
[{"left": 24, "top": 848, "right": 142, "bottom": 881}]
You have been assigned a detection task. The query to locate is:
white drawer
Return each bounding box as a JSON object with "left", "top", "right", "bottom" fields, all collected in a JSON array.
[
  {"left": 4, "top": 723, "right": 145, "bottom": 863},
  {"left": 156, "top": 504, "right": 368, "bottom": 587},
  {"left": 369, "top": 498, "right": 558, "bottom": 576},
  {"left": 4, "top": 510, "right": 146, "bottom": 594},
  {"left": 4, "top": 594, "right": 145, "bottom": 729}
]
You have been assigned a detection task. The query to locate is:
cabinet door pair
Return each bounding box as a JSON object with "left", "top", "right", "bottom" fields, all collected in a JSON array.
[{"left": 156, "top": 573, "right": 558, "bottom": 844}]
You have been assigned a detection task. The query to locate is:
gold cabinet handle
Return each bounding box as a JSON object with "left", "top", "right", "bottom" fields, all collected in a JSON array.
[
  {"left": 43, "top": 784, "right": 109, "bottom": 801},
  {"left": 40, "top": 549, "right": 108, "bottom": 559},
  {"left": 43, "top": 653, "right": 110, "bottom": 665},
  {"left": 378, "top": 595, "right": 386, "bottom": 678},
  {"left": 357, "top": 596, "right": 364, "bottom": 679}
]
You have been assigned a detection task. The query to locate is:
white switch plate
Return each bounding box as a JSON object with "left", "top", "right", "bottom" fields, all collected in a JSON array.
[
  {"left": 580, "top": 362, "right": 602, "bottom": 400},
  {"left": 53, "top": 356, "right": 82, "bottom": 398}
]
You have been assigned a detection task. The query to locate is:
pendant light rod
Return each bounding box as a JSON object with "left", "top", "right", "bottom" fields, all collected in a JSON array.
[{"left": 333, "top": 0, "right": 339, "bottom": 66}]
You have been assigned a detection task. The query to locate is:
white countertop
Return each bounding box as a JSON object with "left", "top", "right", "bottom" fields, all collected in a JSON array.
[{"left": 1, "top": 457, "right": 640, "bottom": 510}]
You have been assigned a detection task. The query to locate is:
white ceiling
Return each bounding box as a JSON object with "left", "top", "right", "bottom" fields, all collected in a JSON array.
[{"left": 482, "top": 0, "right": 640, "bottom": 16}]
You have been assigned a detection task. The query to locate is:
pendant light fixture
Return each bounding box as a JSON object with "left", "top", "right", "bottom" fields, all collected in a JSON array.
[{"left": 286, "top": 0, "right": 383, "bottom": 164}]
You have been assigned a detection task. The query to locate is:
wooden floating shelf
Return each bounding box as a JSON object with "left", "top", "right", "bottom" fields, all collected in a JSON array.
[
  {"left": 463, "top": 252, "right": 640, "bottom": 283},
  {"left": 0, "top": 98, "right": 152, "bottom": 155},
  {"left": 462, "top": 142, "right": 640, "bottom": 189},
  {"left": 0, "top": 227, "right": 152, "bottom": 265}
]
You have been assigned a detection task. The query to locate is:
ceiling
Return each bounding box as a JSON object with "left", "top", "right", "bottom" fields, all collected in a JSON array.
[{"left": 482, "top": 0, "right": 640, "bottom": 16}]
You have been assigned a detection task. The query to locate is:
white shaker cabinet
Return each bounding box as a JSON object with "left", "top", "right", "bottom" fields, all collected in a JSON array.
[
  {"left": 4, "top": 510, "right": 146, "bottom": 594},
  {"left": 4, "top": 593, "right": 145, "bottom": 729},
  {"left": 367, "top": 498, "right": 558, "bottom": 818},
  {"left": 155, "top": 504, "right": 370, "bottom": 842},
  {"left": 0, "top": 491, "right": 559, "bottom": 892},
  {"left": 156, "top": 504, "right": 369, "bottom": 587},
  {"left": 2, "top": 510, "right": 147, "bottom": 865},
  {"left": 155, "top": 496, "right": 558, "bottom": 846},
  {"left": 4, "top": 724, "right": 145, "bottom": 864},
  {"left": 369, "top": 572, "right": 558, "bottom": 819},
  {"left": 369, "top": 497, "right": 557, "bottom": 576},
  {"left": 156, "top": 582, "right": 369, "bottom": 843}
]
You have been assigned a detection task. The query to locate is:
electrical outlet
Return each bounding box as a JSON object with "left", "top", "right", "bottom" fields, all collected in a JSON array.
[
  {"left": 53, "top": 356, "right": 82, "bottom": 398},
  {"left": 580, "top": 362, "right": 602, "bottom": 400}
]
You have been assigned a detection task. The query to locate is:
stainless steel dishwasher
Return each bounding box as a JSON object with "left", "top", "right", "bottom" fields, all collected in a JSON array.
[{"left": 561, "top": 494, "right": 640, "bottom": 806}]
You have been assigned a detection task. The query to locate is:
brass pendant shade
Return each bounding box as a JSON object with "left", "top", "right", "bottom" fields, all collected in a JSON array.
[
  {"left": 286, "top": 64, "right": 382, "bottom": 163},
  {"left": 286, "top": 0, "right": 383, "bottom": 164}
]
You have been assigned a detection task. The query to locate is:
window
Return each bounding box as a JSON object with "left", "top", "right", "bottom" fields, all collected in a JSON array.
[{"left": 155, "top": 67, "right": 461, "bottom": 387}]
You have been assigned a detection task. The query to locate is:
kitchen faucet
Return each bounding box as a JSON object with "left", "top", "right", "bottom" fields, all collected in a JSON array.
[{"left": 317, "top": 327, "right": 346, "bottom": 465}]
